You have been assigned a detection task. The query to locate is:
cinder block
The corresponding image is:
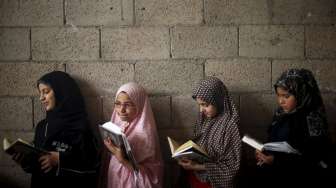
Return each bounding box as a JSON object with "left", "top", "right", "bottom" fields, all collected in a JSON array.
[
  {"left": 149, "top": 96, "right": 171, "bottom": 130},
  {"left": 33, "top": 96, "right": 45, "bottom": 127},
  {"left": 66, "top": 0, "right": 133, "bottom": 26},
  {"left": 272, "top": 60, "right": 313, "bottom": 86},
  {"left": 239, "top": 94, "right": 277, "bottom": 141},
  {"left": 102, "top": 95, "right": 115, "bottom": 122},
  {"left": 31, "top": 28, "right": 99, "bottom": 60},
  {"left": 306, "top": 26, "right": 336, "bottom": 58},
  {"left": 205, "top": 58, "right": 271, "bottom": 92},
  {"left": 0, "top": 131, "right": 34, "bottom": 166},
  {"left": 135, "top": 0, "right": 202, "bottom": 25},
  {"left": 84, "top": 96, "right": 103, "bottom": 141},
  {"left": 0, "top": 0, "right": 63, "bottom": 26},
  {"left": 135, "top": 60, "right": 203, "bottom": 95},
  {"left": 172, "top": 96, "right": 198, "bottom": 129},
  {"left": 0, "top": 63, "right": 63, "bottom": 96},
  {"left": 172, "top": 26, "right": 238, "bottom": 58},
  {"left": 312, "top": 61, "right": 336, "bottom": 92},
  {"left": 272, "top": 0, "right": 336, "bottom": 24},
  {"left": 67, "top": 62, "right": 134, "bottom": 97},
  {"left": 0, "top": 97, "right": 33, "bottom": 131},
  {"left": 205, "top": 0, "right": 270, "bottom": 25},
  {"left": 84, "top": 96, "right": 103, "bottom": 126},
  {"left": 322, "top": 93, "right": 336, "bottom": 143},
  {"left": 102, "top": 27, "right": 170, "bottom": 60},
  {"left": 239, "top": 25, "right": 304, "bottom": 58},
  {"left": 0, "top": 28, "right": 30, "bottom": 60}
]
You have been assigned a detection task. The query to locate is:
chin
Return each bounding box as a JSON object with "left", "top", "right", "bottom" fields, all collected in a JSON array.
[{"left": 119, "top": 117, "right": 129, "bottom": 121}]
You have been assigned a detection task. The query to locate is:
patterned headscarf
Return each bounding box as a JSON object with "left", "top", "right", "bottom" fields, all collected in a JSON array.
[
  {"left": 192, "top": 77, "right": 241, "bottom": 188},
  {"left": 274, "top": 69, "right": 328, "bottom": 137},
  {"left": 274, "top": 68, "right": 325, "bottom": 114}
]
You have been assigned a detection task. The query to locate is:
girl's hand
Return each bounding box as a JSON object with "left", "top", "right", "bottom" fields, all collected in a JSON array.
[
  {"left": 255, "top": 150, "right": 274, "bottom": 166},
  {"left": 39, "top": 151, "right": 59, "bottom": 173},
  {"left": 177, "top": 158, "right": 205, "bottom": 171},
  {"left": 103, "top": 138, "right": 133, "bottom": 170}
]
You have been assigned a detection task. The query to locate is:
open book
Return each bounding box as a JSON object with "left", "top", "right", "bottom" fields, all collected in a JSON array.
[
  {"left": 242, "top": 135, "right": 301, "bottom": 155},
  {"left": 99, "top": 122, "right": 138, "bottom": 170},
  {"left": 167, "top": 136, "right": 210, "bottom": 163},
  {"left": 3, "top": 137, "right": 48, "bottom": 165}
]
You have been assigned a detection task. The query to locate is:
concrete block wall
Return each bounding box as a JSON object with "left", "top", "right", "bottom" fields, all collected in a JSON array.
[{"left": 0, "top": 0, "right": 335, "bottom": 187}]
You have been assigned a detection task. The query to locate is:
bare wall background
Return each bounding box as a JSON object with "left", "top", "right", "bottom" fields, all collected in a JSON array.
[{"left": 0, "top": 0, "right": 336, "bottom": 187}]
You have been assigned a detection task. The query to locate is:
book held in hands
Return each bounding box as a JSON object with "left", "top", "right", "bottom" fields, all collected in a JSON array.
[
  {"left": 99, "top": 121, "right": 138, "bottom": 170},
  {"left": 3, "top": 137, "right": 48, "bottom": 165},
  {"left": 167, "top": 136, "right": 210, "bottom": 163},
  {"left": 242, "top": 135, "right": 301, "bottom": 155}
]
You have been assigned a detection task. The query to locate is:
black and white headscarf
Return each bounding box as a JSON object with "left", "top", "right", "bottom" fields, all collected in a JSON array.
[
  {"left": 192, "top": 77, "right": 241, "bottom": 188},
  {"left": 274, "top": 68, "right": 328, "bottom": 137}
]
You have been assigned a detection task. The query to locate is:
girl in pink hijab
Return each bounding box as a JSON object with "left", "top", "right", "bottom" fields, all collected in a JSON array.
[{"left": 103, "top": 82, "right": 163, "bottom": 188}]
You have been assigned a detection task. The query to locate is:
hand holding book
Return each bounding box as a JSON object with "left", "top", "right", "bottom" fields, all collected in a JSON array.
[
  {"left": 99, "top": 121, "right": 138, "bottom": 171},
  {"left": 177, "top": 158, "right": 206, "bottom": 171},
  {"left": 167, "top": 136, "right": 210, "bottom": 164},
  {"left": 103, "top": 137, "right": 134, "bottom": 171},
  {"left": 3, "top": 137, "right": 48, "bottom": 165},
  {"left": 242, "top": 135, "right": 301, "bottom": 155}
]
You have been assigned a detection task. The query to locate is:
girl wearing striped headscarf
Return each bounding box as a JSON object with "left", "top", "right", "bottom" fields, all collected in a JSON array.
[{"left": 178, "top": 77, "right": 241, "bottom": 188}]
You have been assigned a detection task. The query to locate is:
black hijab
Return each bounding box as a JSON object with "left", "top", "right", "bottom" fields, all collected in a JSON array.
[
  {"left": 273, "top": 68, "right": 328, "bottom": 137},
  {"left": 37, "top": 71, "right": 88, "bottom": 139}
]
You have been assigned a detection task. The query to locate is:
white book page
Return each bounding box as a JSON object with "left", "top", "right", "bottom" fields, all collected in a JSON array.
[{"left": 242, "top": 135, "right": 264, "bottom": 151}]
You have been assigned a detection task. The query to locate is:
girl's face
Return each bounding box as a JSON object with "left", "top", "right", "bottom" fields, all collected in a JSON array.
[
  {"left": 38, "top": 83, "right": 56, "bottom": 111},
  {"left": 114, "top": 92, "right": 137, "bottom": 123},
  {"left": 276, "top": 87, "right": 297, "bottom": 113},
  {"left": 196, "top": 98, "right": 218, "bottom": 118}
]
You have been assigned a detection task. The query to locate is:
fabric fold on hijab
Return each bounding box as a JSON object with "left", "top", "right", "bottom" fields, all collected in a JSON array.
[{"left": 108, "top": 82, "right": 163, "bottom": 188}]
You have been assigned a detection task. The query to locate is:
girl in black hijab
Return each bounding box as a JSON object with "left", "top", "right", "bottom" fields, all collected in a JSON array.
[
  {"left": 255, "top": 69, "right": 331, "bottom": 187},
  {"left": 24, "top": 71, "right": 99, "bottom": 188}
]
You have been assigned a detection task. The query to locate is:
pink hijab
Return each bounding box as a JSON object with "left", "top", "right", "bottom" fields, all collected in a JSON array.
[{"left": 107, "top": 82, "right": 163, "bottom": 188}]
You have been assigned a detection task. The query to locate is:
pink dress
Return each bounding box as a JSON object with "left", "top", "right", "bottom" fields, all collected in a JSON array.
[{"left": 107, "top": 82, "right": 163, "bottom": 188}]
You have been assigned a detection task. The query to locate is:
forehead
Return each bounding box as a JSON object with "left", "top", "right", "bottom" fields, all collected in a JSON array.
[
  {"left": 196, "top": 97, "right": 207, "bottom": 104},
  {"left": 38, "top": 83, "right": 52, "bottom": 91},
  {"left": 276, "top": 87, "right": 290, "bottom": 94},
  {"left": 116, "top": 92, "right": 133, "bottom": 102}
]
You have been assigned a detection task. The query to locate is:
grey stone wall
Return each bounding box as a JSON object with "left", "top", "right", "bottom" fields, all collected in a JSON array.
[{"left": 0, "top": 0, "right": 335, "bottom": 187}]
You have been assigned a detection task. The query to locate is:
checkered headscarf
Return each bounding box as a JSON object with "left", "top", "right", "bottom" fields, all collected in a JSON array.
[{"left": 192, "top": 77, "right": 241, "bottom": 188}]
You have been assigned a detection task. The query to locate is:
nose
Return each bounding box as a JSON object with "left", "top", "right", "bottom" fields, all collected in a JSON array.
[
  {"left": 120, "top": 105, "right": 126, "bottom": 112},
  {"left": 278, "top": 97, "right": 285, "bottom": 105},
  {"left": 200, "top": 106, "right": 205, "bottom": 113}
]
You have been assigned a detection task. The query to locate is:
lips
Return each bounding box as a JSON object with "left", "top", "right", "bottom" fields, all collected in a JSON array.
[{"left": 118, "top": 114, "right": 128, "bottom": 118}]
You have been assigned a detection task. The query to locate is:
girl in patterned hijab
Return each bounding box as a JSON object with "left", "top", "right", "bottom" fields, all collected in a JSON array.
[
  {"left": 178, "top": 77, "right": 241, "bottom": 188},
  {"left": 255, "top": 68, "right": 331, "bottom": 187}
]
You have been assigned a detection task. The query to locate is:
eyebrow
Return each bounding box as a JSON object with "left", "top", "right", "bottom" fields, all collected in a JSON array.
[{"left": 115, "top": 100, "right": 133, "bottom": 103}]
